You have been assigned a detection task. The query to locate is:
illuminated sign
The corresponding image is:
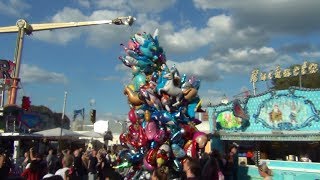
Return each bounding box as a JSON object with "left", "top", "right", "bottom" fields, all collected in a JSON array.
[{"left": 250, "top": 61, "right": 319, "bottom": 83}]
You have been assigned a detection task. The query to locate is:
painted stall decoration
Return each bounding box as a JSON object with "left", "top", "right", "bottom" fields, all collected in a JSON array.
[
  {"left": 216, "top": 100, "right": 250, "bottom": 131},
  {"left": 254, "top": 93, "right": 319, "bottom": 130},
  {"left": 208, "top": 87, "right": 320, "bottom": 133}
]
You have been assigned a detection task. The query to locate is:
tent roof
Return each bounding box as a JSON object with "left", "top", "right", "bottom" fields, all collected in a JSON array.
[
  {"left": 80, "top": 131, "right": 104, "bottom": 138},
  {"left": 33, "top": 127, "right": 82, "bottom": 137}
]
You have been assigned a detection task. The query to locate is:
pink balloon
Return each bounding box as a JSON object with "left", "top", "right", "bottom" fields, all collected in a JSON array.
[
  {"left": 154, "top": 129, "right": 166, "bottom": 143},
  {"left": 128, "top": 108, "right": 137, "bottom": 124},
  {"left": 193, "top": 131, "right": 208, "bottom": 149},
  {"left": 146, "top": 121, "right": 158, "bottom": 140}
]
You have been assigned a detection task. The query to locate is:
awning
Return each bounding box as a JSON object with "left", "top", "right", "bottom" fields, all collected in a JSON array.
[{"left": 217, "top": 131, "right": 320, "bottom": 141}]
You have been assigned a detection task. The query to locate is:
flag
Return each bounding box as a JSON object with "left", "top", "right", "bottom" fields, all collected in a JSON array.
[{"left": 73, "top": 108, "right": 85, "bottom": 120}]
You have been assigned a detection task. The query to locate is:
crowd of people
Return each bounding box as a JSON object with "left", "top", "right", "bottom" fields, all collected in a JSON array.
[{"left": 0, "top": 142, "right": 271, "bottom": 180}]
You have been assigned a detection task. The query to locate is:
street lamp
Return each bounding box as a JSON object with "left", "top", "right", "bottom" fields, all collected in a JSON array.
[{"left": 0, "top": 16, "right": 136, "bottom": 105}]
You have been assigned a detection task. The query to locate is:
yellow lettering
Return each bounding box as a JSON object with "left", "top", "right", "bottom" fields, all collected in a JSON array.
[
  {"left": 308, "top": 63, "right": 319, "bottom": 74},
  {"left": 274, "top": 66, "right": 282, "bottom": 78},
  {"left": 260, "top": 72, "right": 267, "bottom": 81},
  {"left": 292, "top": 66, "right": 300, "bottom": 76},
  {"left": 250, "top": 69, "right": 259, "bottom": 83},
  {"left": 268, "top": 71, "right": 273, "bottom": 80},
  {"left": 283, "top": 69, "right": 291, "bottom": 77},
  {"left": 301, "top": 61, "right": 308, "bottom": 75}
]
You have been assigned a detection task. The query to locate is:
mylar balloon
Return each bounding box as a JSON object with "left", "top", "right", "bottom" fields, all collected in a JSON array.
[
  {"left": 145, "top": 121, "right": 158, "bottom": 140},
  {"left": 193, "top": 131, "right": 208, "bottom": 149},
  {"left": 128, "top": 108, "right": 138, "bottom": 124},
  {"left": 171, "top": 144, "right": 186, "bottom": 159}
]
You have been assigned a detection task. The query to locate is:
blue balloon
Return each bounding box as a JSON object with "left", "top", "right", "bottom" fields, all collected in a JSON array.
[
  {"left": 133, "top": 73, "right": 146, "bottom": 91},
  {"left": 171, "top": 144, "right": 186, "bottom": 159}
]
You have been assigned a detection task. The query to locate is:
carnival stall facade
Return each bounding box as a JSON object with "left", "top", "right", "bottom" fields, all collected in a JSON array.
[{"left": 207, "top": 87, "right": 320, "bottom": 180}]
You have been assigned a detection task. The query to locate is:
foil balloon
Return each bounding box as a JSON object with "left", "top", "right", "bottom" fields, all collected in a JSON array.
[
  {"left": 124, "top": 86, "right": 143, "bottom": 106},
  {"left": 133, "top": 73, "right": 146, "bottom": 90},
  {"left": 171, "top": 144, "right": 186, "bottom": 159},
  {"left": 145, "top": 121, "right": 158, "bottom": 140},
  {"left": 173, "top": 159, "right": 183, "bottom": 172},
  {"left": 193, "top": 131, "right": 208, "bottom": 149},
  {"left": 144, "top": 110, "right": 151, "bottom": 122},
  {"left": 119, "top": 133, "right": 128, "bottom": 146},
  {"left": 157, "top": 143, "right": 170, "bottom": 167},
  {"left": 137, "top": 126, "right": 148, "bottom": 148},
  {"left": 170, "top": 130, "right": 182, "bottom": 144},
  {"left": 150, "top": 141, "right": 158, "bottom": 149},
  {"left": 144, "top": 149, "right": 157, "bottom": 171},
  {"left": 156, "top": 150, "right": 169, "bottom": 167},
  {"left": 154, "top": 128, "right": 166, "bottom": 143},
  {"left": 180, "top": 124, "right": 198, "bottom": 140},
  {"left": 128, "top": 108, "right": 138, "bottom": 124},
  {"left": 184, "top": 140, "right": 196, "bottom": 158},
  {"left": 131, "top": 152, "right": 144, "bottom": 164}
]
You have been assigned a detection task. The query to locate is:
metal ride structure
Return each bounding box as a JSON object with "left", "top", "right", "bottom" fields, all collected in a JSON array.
[
  {"left": 0, "top": 16, "right": 135, "bottom": 107},
  {"left": 0, "top": 17, "right": 135, "bottom": 155}
]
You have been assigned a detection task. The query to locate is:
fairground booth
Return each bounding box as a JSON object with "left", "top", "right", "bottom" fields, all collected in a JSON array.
[{"left": 207, "top": 62, "right": 320, "bottom": 180}]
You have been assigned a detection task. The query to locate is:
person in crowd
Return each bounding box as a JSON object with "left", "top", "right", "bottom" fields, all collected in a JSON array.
[
  {"left": 47, "top": 149, "right": 59, "bottom": 174},
  {"left": 96, "top": 150, "right": 120, "bottom": 180},
  {"left": 21, "top": 148, "right": 47, "bottom": 180},
  {"left": 55, "top": 154, "right": 74, "bottom": 180},
  {"left": 0, "top": 150, "right": 11, "bottom": 179},
  {"left": 87, "top": 149, "right": 98, "bottom": 180},
  {"left": 73, "top": 149, "right": 86, "bottom": 179},
  {"left": 223, "top": 143, "right": 239, "bottom": 180},
  {"left": 258, "top": 163, "right": 273, "bottom": 180},
  {"left": 201, "top": 151, "right": 220, "bottom": 180},
  {"left": 183, "top": 156, "right": 201, "bottom": 180},
  {"left": 151, "top": 166, "right": 169, "bottom": 180},
  {"left": 21, "top": 151, "right": 30, "bottom": 171}
]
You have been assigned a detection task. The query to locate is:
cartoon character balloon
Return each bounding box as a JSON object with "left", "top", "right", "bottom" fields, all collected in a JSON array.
[{"left": 117, "top": 29, "right": 206, "bottom": 178}]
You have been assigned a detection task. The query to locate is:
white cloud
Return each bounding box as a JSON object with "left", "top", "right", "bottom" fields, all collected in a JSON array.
[
  {"left": 77, "top": 0, "right": 91, "bottom": 8},
  {"left": 200, "top": 89, "right": 225, "bottom": 106},
  {"left": 21, "top": 64, "right": 68, "bottom": 84},
  {"left": 211, "top": 47, "right": 294, "bottom": 73},
  {"left": 93, "top": 0, "right": 128, "bottom": 10},
  {"left": 32, "top": 7, "right": 87, "bottom": 44},
  {"left": 167, "top": 58, "right": 220, "bottom": 82},
  {"left": 159, "top": 14, "right": 267, "bottom": 54},
  {"left": 299, "top": 51, "right": 320, "bottom": 58},
  {"left": 0, "top": 0, "right": 30, "bottom": 17},
  {"left": 193, "top": 0, "right": 320, "bottom": 34},
  {"left": 128, "top": 0, "right": 177, "bottom": 13}
]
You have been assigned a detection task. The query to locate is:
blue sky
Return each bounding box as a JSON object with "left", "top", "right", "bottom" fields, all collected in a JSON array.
[{"left": 0, "top": 0, "right": 319, "bottom": 122}]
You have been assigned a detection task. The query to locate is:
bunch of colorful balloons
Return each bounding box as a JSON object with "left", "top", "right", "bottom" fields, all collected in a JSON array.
[{"left": 117, "top": 29, "right": 208, "bottom": 179}]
